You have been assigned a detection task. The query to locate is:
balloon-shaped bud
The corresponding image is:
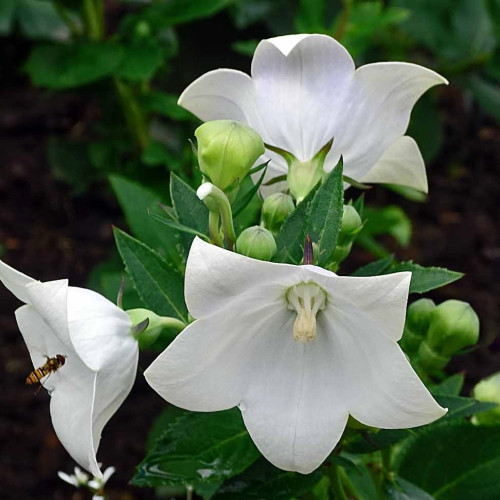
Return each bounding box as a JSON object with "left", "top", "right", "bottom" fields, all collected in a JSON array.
[
  {"left": 418, "top": 300, "right": 480, "bottom": 371},
  {"left": 401, "top": 298, "right": 436, "bottom": 354},
  {"left": 329, "top": 205, "right": 363, "bottom": 268},
  {"left": 261, "top": 193, "right": 295, "bottom": 235},
  {"left": 236, "top": 226, "right": 277, "bottom": 261},
  {"left": 195, "top": 120, "right": 265, "bottom": 192},
  {"left": 472, "top": 372, "right": 500, "bottom": 426}
]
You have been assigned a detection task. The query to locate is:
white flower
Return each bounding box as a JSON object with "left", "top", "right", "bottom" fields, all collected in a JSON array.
[
  {"left": 0, "top": 260, "right": 138, "bottom": 478},
  {"left": 58, "top": 466, "right": 89, "bottom": 487},
  {"left": 88, "top": 465, "right": 116, "bottom": 490},
  {"left": 145, "top": 238, "right": 446, "bottom": 474},
  {"left": 179, "top": 34, "right": 447, "bottom": 195}
]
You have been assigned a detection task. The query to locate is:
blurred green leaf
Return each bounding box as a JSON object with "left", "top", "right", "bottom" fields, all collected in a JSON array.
[
  {"left": 140, "top": 91, "right": 194, "bottom": 121},
  {"left": 215, "top": 458, "right": 323, "bottom": 499},
  {"left": 468, "top": 74, "right": 500, "bottom": 122},
  {"left": 360, "top": 205, "right": 412, "bottom": 247},
  {"left": 231, "top": 39, "right": 259, "bottom": 57},
  {"left": 47, "top": 136, "right": 94, "bottom": 193},
  {"left": 114, "top": 227, "right": 188, "bottom": 321},
  {"left": 350, "top": 255, "right": 395, "bottom": 277},
  {"left": 385, "top": 478, "right": 435, "bottom": 500},
  {"left": 394, "top": 421, "right": 500, "bottom": 499},
  {"left": 114, "top": 38, "right": 163, "bottom": 82},
  {"left": 431, "top": 374, "right": 465, "bottom": 397},
  {"left": 295, "top": 0, "right": 326, "bottom": 33},
  {"left": 0, "top": 0, "right": 15, "bottom": 35},
  {"left": 144, "top": 0, "right": 233, "bottom": 27},
  {"left": 387, "top": 261, "right": 463, "bottom": 294},
  {"left": 132, "top": 409, "right": 260, "bottom": 488},
  {"left": 141, "top": 140, "right": 171, "bottom": 167},
  {"left": 25, "top": 42, "right": 124, "bottom": 89}
]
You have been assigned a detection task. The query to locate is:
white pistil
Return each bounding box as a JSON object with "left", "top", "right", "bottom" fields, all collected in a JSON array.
[{"left": 286, "top": 282, "right": 327, "bottom": 343}]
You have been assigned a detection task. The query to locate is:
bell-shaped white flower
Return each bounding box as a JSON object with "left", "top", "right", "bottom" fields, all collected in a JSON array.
[
  {"left": 0, "top": 260, "right": 138, "bottom": 478},
  {"left": 145, "top": 238, "right": 446, "bottom": 474},
  {"left": 179, "top": 34, "right": 447, "bottom": 194}
]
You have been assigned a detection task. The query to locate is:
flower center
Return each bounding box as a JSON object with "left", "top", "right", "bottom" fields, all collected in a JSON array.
[{"left": 286, "top": 282, "right": 327, "bottom": 343}]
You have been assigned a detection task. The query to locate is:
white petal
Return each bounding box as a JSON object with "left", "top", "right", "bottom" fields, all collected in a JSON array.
[
  {"left": 330, "top": 62, "right": 447, "bottom": 180},
  {"left": 0, "top": 259, "right": 36, "bottom": 304},
  {"left": 57, "top": 471, "right": 79, "bottom": 487},
  {"left": 66, "top": 286, "right": 134, "bottom": 371},
  {"left": 25, "top": 280, "right": 72, "bottom": 346},
  {"left": 302, "top": 267, "right": 411, "bottom": 342},
  {"left": 178, "top": 69, "right": 257, "bottom": 123},
  {"left": 326, "top": 306, "right": 446, "bottom": 428},
  {"left": 185, "top": 237, "right": 300, "bottom": 318},
  {"left": 15, "top": 305, "right": 102, "bottom": 477},
  {"left": 240, "top": 311, "right": 349, "bottom": 473},
  {"left": 360, "top": 136, "right": 428, "bottom": 192},
  {"left": 252, "top": 34, "right": 354, "bottom": 161},
  {"left": 145, "top": 290, "right": 285, "bottom": 411}
]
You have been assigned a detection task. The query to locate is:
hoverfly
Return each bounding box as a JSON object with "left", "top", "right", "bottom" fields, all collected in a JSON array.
[{"left": 26, "top": 354, "right": 67, "bottom": 394}]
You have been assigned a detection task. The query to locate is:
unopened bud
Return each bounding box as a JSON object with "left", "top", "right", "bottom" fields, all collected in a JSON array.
[
  {"left": 236, "top": 226, "right": 277, "bottom": 261},
  {"left": 195, "top": 120, "right": 265, "bottom": 193},
  {"left": 427, "top": 300, "right": 480, "bottom": 356},
  {"left": 401, "top": 299, "right": 436, "bottom": 354},
  {"left": 261, "top": 193, "right": 295, "bottom": 235},
  {"left": 472, "top": 372, "right": 500, "bottom": 426},
  {"left": 418, "top": 300, "right": 479, "bottom": 371},
  {"left": 329, "top": 205, "right": 363, "bottom": 268}
]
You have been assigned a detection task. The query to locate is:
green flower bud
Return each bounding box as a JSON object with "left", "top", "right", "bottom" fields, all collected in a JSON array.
[
  {"left": 134, "top": 20, "right": 152, "bottom": 38},
  {"left": 195, "top": 120, "right": 265, "bottom": 192},
  {"left": 236, "top": 226, "right": 277, "bottom": 261},
  {"left": 472, "top": 372, "right": 500, "bottom": 426},
  {"left": 401, "top": 298, "right": 436, "bottom": 354},
  {"left": 127, "top": 308, "right": 185, "bottom": 350},
  {"left": 427, "top": 300, "right": 480, "bottom": 356},
  {"left": 329, "top": 205, "right": 363, "bottom": 269},
  {"left": 417, "top": 300, "right": 479, "bottom": 372},
  {"left": 261, "top": 193, "right": 295, "bottom": 235}
]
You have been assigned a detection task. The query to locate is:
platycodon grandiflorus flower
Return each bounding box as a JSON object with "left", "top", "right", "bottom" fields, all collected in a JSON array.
[
  {"left": 0, "top": 260, "right": 139, "bottom": 477},
  {"left": 145, "top": 238, "right": 446, "bottom": 473},
  {"left": 178, "top": 34, "right": 447, "bottom": 200}
]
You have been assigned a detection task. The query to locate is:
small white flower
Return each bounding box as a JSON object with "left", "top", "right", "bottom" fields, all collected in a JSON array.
[
  {"left": 88, "top": 465, "right": 116, "bottom": 490},
  {"left": 179, "top": 34, "right": 447, "bottom": 194},
  {"left": 0, "top": 260, "right": 138, "bottom": 478},
  {"left": 145, "top": 238, "right": 446, "bottom": 474}
]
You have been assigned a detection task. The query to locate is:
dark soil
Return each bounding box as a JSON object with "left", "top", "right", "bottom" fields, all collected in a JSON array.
[{"left": 1, "top": 27, "right": 499, "bottom": 500}]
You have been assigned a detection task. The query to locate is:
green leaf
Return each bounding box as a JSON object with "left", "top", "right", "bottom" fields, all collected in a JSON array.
[
  {"left": 144, "top": 0, "right": 233, "bottom": 27},
  {"left": 350, "top": 255, "right": 395, "bottom": 277},
  {"left": 387, "top": 261, "right": 464, "bottom": 294},
  {"left": 275, "top": 183, "right": 320, "bottom": 264},
  {"left": 149, "top": 210, "right": 210, "bottom": 240},
  {"left": 385, "top": 478, "right": 435, "bottom": 500},
  {"left": 113, "top": 228, "right": 187, "bottom": 321},
  {"left": 25, "top": 42, "right": 124, "bottom": 89},
  {"left": 232, "top": 164, "right": 267, "bottom": 218},
  {"left": 215, "top": 458, "right": 323, "bottom": 499},
  {"left": 431, "top": 374, "right": 465, "bottom": 397},
  {"left": 132, "top": 409, "right": 260, "bottom": 488},
  {"left": 0, "top": 0, "right": 15, "bottom": 35},
  {"left": 394, "top": 420, "right": 500, "bottom": 499},
  {"left": 140, "top": 91, "right": 194, "bottom": 121},
  {"left": 361, "top": 205, "right": 412, "bottom": 247},
  {"left": 170, "top": 174, "right": 209, "bottom": 252},
  {"left": 114, "top": 38, "right": 163, "bottom": 82},
  {"left": 434, "top": 395, "right": 498, "bottom": 420},
  {"left": 468, "top": 75, "right": 500, "bottom": 123},
  {"left": 110, "top": 175, "right": 181, "bottom": 261},
  {"left": 17, "top": 0, "right": 72, "bottom": 40},
  {"left": 309, "top": 161, "right": 344, "bottom": 267}
]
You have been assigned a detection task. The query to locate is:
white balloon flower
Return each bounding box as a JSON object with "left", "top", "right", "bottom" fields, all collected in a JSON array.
[
  {"left": 179, "top": 34, "right": 447, "bottom": 198},
  {"left": 145, "top": 238, "right": 446, "bottom": 474},
  {"left": 0, "top": 260, "right": 138, "bottom": 478}
]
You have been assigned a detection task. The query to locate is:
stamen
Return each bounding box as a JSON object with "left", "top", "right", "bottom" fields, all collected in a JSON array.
[{"left": 286, "top": 282, "right": 327, "bottom": 343}]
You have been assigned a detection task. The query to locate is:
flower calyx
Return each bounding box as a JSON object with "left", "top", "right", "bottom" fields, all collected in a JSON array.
[
  {"left": 286, "top": 281, "right": 327, "bottom": 343},
  {"left": 266, "top": 138, "right": 333, "bottom": 202}
]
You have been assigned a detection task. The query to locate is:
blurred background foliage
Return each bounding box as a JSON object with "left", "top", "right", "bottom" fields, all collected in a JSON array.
[{"left": 1, "top": 0, "right": 500, "bottom": 497}]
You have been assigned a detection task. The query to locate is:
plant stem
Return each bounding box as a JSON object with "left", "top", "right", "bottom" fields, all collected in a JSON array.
[
  {"left": 113, "top": 78, "right": 150, "bottom": 151},
  {"left": 329, "top": 464, "right": 349, "bottom": 500},
  {"left": 208, "top": 211, "right": 224, "bottom": 247},
  {"left": 159, "top": 317, "right": 187, "bottom": 331},
  {"left": 82, "top": 0, "right": 103, "bottom": 40},
  {"left": 334, "top": 0, "right": 353, "bottom": 40},
  {"left": 52, "top": 1, "right": 81, "bottom": 38}
]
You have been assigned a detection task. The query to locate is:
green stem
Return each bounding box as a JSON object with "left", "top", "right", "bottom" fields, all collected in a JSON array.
[
  {"left": 334, "top": 0, "right": 353, "bottom": 40},
  {"left": 158, "top": 317, "right": 187, "bottom": 331},
  {"left": 82, "top": 0, "right": 103, "bottom": 40},
  {"left": 329, "top": 464, "right": 349, "bottom": 500},
  {"left": 113, "top": 78, "right": 150, "bottom": 151},
  {"left": 208, "top": 211, "right": 224, "bottom": 247}
]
